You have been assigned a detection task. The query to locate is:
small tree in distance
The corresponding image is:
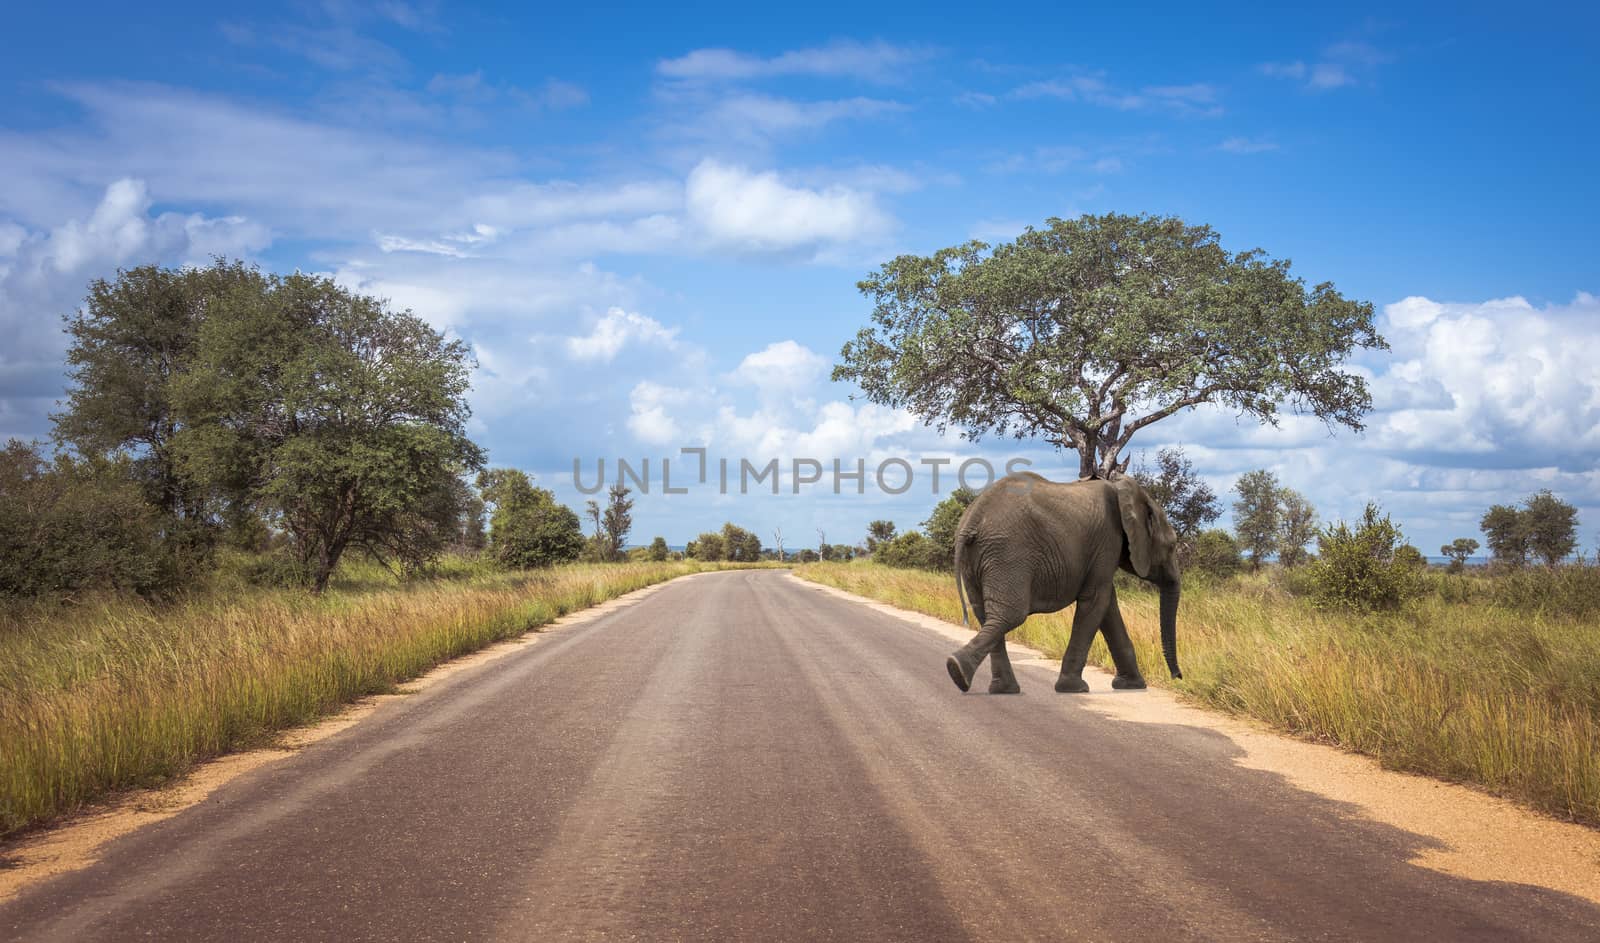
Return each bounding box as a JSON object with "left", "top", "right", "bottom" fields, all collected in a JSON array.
[
  {"left": 600, "top": 483, "right": 633, "bottom": 562},
  {"left": 1524, "top": 490, "right": 1578, "bottom": 567},
  {"left": 1131, "top": 447, "right": 1221, "bottom": 556},
  {"left": 1480, "top": 504, "right": 1529, "bottom": 567},
  {"left": 1481, "top": 491, "right": 1580, "bottom": 568},
  {"left": 647, "top": 537, "right": 669, "bottom": 562},
  {"left": 866, "top": 520, "right": 897, "bottom": 554},
  {"left": 1277, "top": 489, "right": 1318, "bottom": 568},
  {"left": 1441, "top": 538, "right": 1479, "bottom": 573},
  {"left": 1232, "top": 470, "right": 1281, "bottom": 571}
]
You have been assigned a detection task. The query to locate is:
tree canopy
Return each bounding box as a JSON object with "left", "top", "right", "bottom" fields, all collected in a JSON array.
[
  {"left": 835, "top": 213, "right": 1385, "bottom": 477},
  {"left": 1130, "top": 446, "right": 1220, "bottom": 550},
  {"left": 54, "top": 260, "right": 484, "bottom": 592},
  {"left": 1232, "top": 469, "right": 1281, "bottom": 570}
]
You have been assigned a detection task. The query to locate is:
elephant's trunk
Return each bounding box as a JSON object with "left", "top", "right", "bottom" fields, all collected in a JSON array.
[{"left": 1159, "top": 577, "right": 1182, "bottom": 679}]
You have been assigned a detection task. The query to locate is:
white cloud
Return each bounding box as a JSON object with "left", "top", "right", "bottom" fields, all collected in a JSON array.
[
  {"left": 703, "top": 93, "right": 906, "bottom": 136},
  {"left": 731, "top": 340, "right": 827, "bottom": 391},
  {"left": 627, "top": 381, "right": 699, "bottom": 445},
  {"left": 566, "top": 307, "right": 680, "bottom": 362},
  {"left": 1261, "top": 42, "right": 1389, "bottom": 91},
  {"left": 1011, "top": 75, "right": 1222, "bottom": 116},
  {"left": 657, "top": 40, "right": 932, "bottom": 83},
  {"left": 684, "top": 159, "right": 891, "bottom": 254},
  {"left": 1219, "top": 136, "right": 1279, "bottom": 154},
  {"left": 1370, "top": 293, "right": 1600, "bottom": 465},
  {"left": 0, "top": 179, "right": 271, "bottom": 440}
]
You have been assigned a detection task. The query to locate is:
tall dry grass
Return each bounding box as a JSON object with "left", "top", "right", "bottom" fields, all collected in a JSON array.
[
  {"left": 0, "top": 561, "right": 749, "bottom": 837},
  {"left": 795, "top": 562, "right": 1600, "bottom": 826}
]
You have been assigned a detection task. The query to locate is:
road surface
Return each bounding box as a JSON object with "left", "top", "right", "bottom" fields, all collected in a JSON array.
[{"left": 3, "top": 570, "right": 1598, "bottom": 941}]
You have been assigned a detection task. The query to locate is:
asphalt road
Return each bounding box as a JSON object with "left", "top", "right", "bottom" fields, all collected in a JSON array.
[{"left": 4, "top": 570, "right": 1599, "bottom": 941}]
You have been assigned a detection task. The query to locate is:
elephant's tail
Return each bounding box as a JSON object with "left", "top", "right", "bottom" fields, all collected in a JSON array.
[{"left": 954, "top": 530, "right": 975, "bottom": 626}]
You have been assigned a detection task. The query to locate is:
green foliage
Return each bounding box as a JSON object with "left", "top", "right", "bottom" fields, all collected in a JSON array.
[
  {"left": 687, "top": 531, "right": 725, "bottom": 561},
  {"left": 1276, "top": 488, "right": 1317, "bottom": 567},
  {"left": 1186, "top": 529, "right": 1243, "bottom": 580},
  {"left": 1480, "top": 503, "right": 1529, "bottom": 566},
  {"left": 1524, "top": 490, "right": 1579, "bottom": 567},
  {"left": 1131, "top": 447, "right": 1221, "bottom": 549},
  {"left": 1394, "top": 544, "right": 1427, "bottom": 570},
  {"left": 478, "top": 469, "right": 583, "bottom": 569},
  {"left": 1480, "top": 492, "right": 1580, "bottom": 568},
  {"left": 646, "top": 536, "right": 670, "bottom": 562},
  {"left": 865, "top": 520, "right": 896, "bottom": 554},
  {"left": 1441, "top": 537, "right": 1479, "bottom": 573},
  {"left": 51, "top": 261, "right": 486, "bottom": 594},
  {"left": 835, "top": 213, "right": 1384, "bottom": 478},
  {"left": 720, "top": 523, "right": 763, "bottom": 562},
  {"left": 1305, "top": 503, "right": 1421, "bottom": 611},
  {"left": 921, "top": 487, "right": 977, "bottom": 571},
  {"left": 54, "top": 261, "right": 266, "bottom": 551},
  {"left": 167, "top": 271, "right": 483, "bottom": 590},
  {"left": 1487, "top": 561, "right": 1600, "bottom": 619},
  {"left": 1232, "top": 469, "right": 1281, "bottom": 570},
  {"left": 0, "top": 441, "right": 184, "bottom": 597},
  {"left": 597, "top": 483, "right": 634, "bottom": 562},
  {"left": 873, "top": 530, "right": 935, "bottom": 569},
  {"left": 796, "top": 548, "right": 820, "bottom": 563}
]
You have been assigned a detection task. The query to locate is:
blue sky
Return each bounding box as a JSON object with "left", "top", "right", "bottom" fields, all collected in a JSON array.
[{"left": 2, "top": 1, "right": 1597, "bottom": 554}]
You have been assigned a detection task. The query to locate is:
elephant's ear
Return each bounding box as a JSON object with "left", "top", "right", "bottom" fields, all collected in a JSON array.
[{"left": 1114, "top": 477, "right": 1155, "bottom": 578}]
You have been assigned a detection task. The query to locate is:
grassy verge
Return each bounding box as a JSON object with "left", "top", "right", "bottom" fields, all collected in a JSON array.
[
  {"left": 794, "top": 562, "right": 1600, "bottom": 827},
  {"left": 0, "top": 561, "right": 761, "bottom": 837}
]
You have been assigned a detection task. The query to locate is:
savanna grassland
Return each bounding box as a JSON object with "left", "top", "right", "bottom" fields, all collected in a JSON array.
[
  {"left": 795, "top": 562, "right": 1600, "bottom": 827},
  {"left": 0, "top": 560, "right": 766, "bottom": 837}
]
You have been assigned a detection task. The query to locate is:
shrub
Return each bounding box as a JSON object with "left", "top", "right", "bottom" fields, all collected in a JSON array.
[
  {"left": 1489, "top": 562, "right": 1600, "bottom": 619},
  {"left": 478, "top": 469, "right": 583, "bottom": 570},
  {"left": 874, "top": 531, "right": 935, "bottom": 569},
  {"left": 0, "top": 441, "right": 183, "bottom": 598},
  {"left": 1186, "top": 529, "right": 1243, "bottom": 580},
  {"left": 1394, "top": 544, "right": 1427, "bottom": 570},
  {"left": 1305, "top": 503, "right": 1421, "bottom": 610},
  {"left": 687, "top": 532, "right": 725, "bottom": 561}
]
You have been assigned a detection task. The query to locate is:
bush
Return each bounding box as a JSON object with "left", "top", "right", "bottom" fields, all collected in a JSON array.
[
  {"left": 478, "top": 469, "right": 583, "bottom": 570},
  {"left": 1488, "top": 562, "right": 1600, "bottom": 619},
  {"left": 687, "top": 532, "right": 725, "bottom": 561},
  {"left": 875, "top": 531, "right": 935, "bottom": 569},
  {"left": 0, "top": 441, "right": 184, "bottom": 598},
  {"left": 1305, "top": 503, "right": 1421, "bottom": 610},
  {"left": 1185, "top": 529, "right": 1243, "bottom": 580}
]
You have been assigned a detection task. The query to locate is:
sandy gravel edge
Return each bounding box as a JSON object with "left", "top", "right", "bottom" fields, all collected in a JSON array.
[
  {"left": 789, "top": 573, "right": 1600, "bottom": 904},
  {"left": 0, "top": 573, "right": 710, "bottom": 903}
]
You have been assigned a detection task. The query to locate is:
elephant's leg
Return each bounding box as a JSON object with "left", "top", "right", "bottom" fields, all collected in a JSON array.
[
  {"left": 1055, "top": 588, "right": 1112, "bottom": 694},
  {"left": 988, "top": 635, "right": 1022, "bottom": 694},
  {"left": 1101, "top": 589, "right": 1146, "bottom": 690},
  {"left": 946, "top": 611, "right": 1021, "bottom": 693}
]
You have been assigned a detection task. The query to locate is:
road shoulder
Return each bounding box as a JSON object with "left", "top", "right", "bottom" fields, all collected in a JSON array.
[
  {"left": 0, "top": 573, "right": 711, "bottom": 903},
  {"left": 788, "top": 573, "right": 1600, "bottom": 904}
]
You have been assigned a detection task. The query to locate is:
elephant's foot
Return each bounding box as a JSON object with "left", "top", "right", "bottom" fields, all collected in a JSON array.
[
  {"left": 1054, "top": 675, "right": 1090, "bottom": 694},
  {"left": 946, "top": 653, "right": 976, "bottom": 692},
  {"left": 1111, "top": 674, "right": 1147, "bottom": 690},
  {"left": 988, "top": 676, "right": 1022, "bottom": 695}
]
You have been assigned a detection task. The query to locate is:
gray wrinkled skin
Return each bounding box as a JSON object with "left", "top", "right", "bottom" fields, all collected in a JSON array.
[{"left": 945, "top": 472, "right": 1183, "bottom": 695}]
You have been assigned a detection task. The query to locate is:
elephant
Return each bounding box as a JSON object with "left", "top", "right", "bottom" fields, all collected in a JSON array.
[{"left": 944, "top": 471, "right": 1182, "bottom": 694}]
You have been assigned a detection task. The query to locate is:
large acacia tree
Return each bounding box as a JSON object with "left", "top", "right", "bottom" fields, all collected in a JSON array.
[{"left": 835, "top": 214, "right": 1386, "bottom": 478}]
